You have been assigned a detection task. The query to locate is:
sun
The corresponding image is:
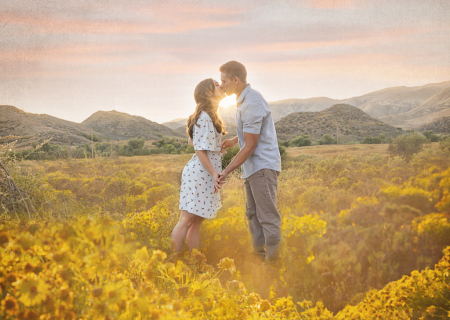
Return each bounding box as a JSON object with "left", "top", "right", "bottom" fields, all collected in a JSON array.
[{"left": 219, "top": 94, "right": 237, "bottom": 108}]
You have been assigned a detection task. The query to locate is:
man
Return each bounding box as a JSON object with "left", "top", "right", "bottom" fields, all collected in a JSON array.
[{"left": 218, "top": 61, "right": 282, "bottom": 262}]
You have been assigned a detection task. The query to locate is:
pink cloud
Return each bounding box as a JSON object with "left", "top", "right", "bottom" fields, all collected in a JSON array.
[
  {"left": 240, "top": 27, "right": 436, "bottom": 53},
  {"left": 0, "top": 3, "right": 244, "bottom": 35}
]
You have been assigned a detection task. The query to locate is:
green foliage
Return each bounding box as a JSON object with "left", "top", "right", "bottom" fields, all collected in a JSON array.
[
  {"left": 317, "top": 134, "right": 337, "bottom": 145},
  {"left": 290, "top": 134, "right": 312, "bottom": 147},
  {"left": 388, "top": 132, "right": 428, "bottom": 161},
  {"left": 422, "top": 130, "right": 440, "bottom": 142},
  {"left": 151, "top": 137, "right": 194, "bottom": 154},
  {"left": 440, "top": 135, "right": 450, "bottom": 151},
  {"left": 362, "top": 133, "right": 392, "bottom": 144},
  {"left": 127, "top": 137, "right": 145, "bottom": 150},
  {"left": 78, "top": 131, "right": 101, "bottom": 142},
  {"left": 222, "top": 145, "right": 240, "bottom": 170}
]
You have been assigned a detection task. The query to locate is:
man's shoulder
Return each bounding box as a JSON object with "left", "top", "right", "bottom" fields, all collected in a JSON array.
[
  {"left": 246, "top": 87, "right": 266, "bottom": 102},
  {"left": 241, "top": 89, "right": 269, "bottom": 115},
  {"left": 243, "top": 89, "right": 267, "bottom": 106}
]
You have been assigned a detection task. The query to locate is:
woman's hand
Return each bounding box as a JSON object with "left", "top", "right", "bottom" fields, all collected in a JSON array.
[
  {"left": 221, "top": 138, "right": 237, "bottom": 151},
  {"left": 212, "top": 171, "right": 222, "bottom": 194}
]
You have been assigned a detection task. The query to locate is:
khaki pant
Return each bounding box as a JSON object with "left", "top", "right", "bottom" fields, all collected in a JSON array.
[{"left": 244, "top": 168, "right": 281, "bottom": 261}]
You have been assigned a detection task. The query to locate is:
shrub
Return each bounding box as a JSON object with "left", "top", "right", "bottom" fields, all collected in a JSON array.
[
  {"left": 440, "top": 136, "right": 450, "bottom": 151},
  {"left": 388, "top": 133, "right": 428, "bottom": 161},
  {"left": 222, "top": 145, "right": 240, "bottom": 170},
  {"left": 422, "top": 130, "right": 440, "bottom": 142},
  {"left": 127, "top": 137, "right": 146, "bottom": 150},
  {"left": 318, "top": 134, "right": 337, "bottom": 145},
  {"left": 290, "top": 134, "right": 312, "bottom": 147}
]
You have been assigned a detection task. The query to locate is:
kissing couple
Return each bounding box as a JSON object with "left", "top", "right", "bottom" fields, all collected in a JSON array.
[{"left": 171, "top": 61, "right": 282, "bottom": 263}]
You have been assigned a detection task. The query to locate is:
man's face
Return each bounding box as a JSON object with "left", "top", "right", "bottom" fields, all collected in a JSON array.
[{"left": 220, "top": 73, "right": 236, "bottom": 96}]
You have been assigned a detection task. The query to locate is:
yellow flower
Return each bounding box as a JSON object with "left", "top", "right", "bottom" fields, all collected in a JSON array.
[
  {"left": 0, "top": 233, "right": 9, "bottom": 247},
  {"left": 426, "top": 305, "right": 436, "bottom": 314},
  {"left": 217, "top": 257, "right": 236, "bottom": 273},
  {"left": 260, "top": 299, "right": 271, "bottom": 312},
  {"left": 14, "top": 272, "right": 50, "bottom": 307},
  {"left": 1, "top": 294, "right": 19, "bottom": 316}
]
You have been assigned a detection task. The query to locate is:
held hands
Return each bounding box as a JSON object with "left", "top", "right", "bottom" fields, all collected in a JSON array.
[
  {"left": 217, "top": 170, "right": 228, "bottom": 185},
  {"left": 212, "top": 170, "right": 229, "bottom": 193},
  {"left": 212, "top": 172, "right": 222, "bottom": 194}
]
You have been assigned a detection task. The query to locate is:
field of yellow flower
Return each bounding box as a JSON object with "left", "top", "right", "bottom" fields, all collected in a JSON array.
[{"left": 1, "top": 146, "right": 449, "bottom": 319}]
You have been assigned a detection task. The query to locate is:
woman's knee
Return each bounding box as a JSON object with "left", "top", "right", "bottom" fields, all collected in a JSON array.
[
  {"left": 192, "top": 215, "right": 205, "bottom": 226},
  {"left": 179, "top": 211, "right": 198, "bottom": 227}
]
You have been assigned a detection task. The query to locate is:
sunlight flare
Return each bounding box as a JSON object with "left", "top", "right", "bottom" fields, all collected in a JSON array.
[{"left": 219, "top": 94, "right": 237, "bottom": 108}]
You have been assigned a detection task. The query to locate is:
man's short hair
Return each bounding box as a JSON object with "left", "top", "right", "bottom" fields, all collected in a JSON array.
[{"left": 219, "top": 61, "right": 247, "bottom": 83}]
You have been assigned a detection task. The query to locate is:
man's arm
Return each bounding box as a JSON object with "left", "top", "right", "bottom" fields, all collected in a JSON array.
[{"left": 219, "top": 132, "right": 258, "bottom": 181}]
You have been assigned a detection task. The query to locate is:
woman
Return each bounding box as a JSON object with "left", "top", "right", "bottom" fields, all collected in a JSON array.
[{"left": 171, "top": 78, "right": 226, "bottom": 255}]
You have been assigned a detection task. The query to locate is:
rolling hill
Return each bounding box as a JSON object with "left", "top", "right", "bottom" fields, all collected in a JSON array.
[
  {"left": 82, "top": 110, "right": 185, "bottom": 140},
  {"left": 415, "top": 116, "right": 450, "bottom": 134},
  {"left": 0, "top": 106, "right": 186, "bottom": 149},
  {"left": 275, "top": 104, "right": 403, "bottom": 142},
  {"left": 0, "top": 105, "right": 101, "bottom": 148}
]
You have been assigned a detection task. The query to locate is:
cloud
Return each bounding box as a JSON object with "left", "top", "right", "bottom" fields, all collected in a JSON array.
[{"left": 0, "top": 1, "right": 248, "bottom": 35}]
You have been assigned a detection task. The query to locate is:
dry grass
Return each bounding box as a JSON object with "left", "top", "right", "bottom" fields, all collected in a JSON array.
[{"left": 286, "top": 142, "right": 440, "bottom": 158}]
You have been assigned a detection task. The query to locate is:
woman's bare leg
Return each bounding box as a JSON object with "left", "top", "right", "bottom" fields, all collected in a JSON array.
[
  {"left": 186, "top": 216, "right": 205, "bottom": 251},
  {"left": 171, "top": 210, "right": 199, "bottom": 252}
]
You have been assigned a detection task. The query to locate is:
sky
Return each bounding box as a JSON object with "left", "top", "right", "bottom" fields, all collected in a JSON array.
[{"left": 1, "top": 0, "right": 449, "bottom": 124}]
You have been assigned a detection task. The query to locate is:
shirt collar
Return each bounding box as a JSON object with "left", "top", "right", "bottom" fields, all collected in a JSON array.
[{"left": 236, "top": 84, "right": 251, "bottom": 105}]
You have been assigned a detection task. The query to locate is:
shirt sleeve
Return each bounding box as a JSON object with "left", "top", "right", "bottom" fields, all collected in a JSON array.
[
  {"left": 193, "top": 116, "right": 217, "bottom": 151},
  {"left": 241, "top": 103, "right": 264, "bottom": 134}
]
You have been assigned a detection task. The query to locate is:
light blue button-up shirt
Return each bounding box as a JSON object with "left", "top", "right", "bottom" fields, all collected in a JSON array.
[{"left": 235, "top": 84, "right": 281, "bottom": 179}]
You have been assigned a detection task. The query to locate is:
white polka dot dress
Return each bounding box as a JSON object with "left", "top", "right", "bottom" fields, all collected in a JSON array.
[{"left": 179, "top": 111, "right": 222, "bottom": 219}]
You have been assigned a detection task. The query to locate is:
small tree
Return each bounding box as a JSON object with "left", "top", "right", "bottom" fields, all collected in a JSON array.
[
  {"left": 440, "top": 136, "right": 450, "bottom": 151},
  {"left": 422, "top": 130, "right": 440, "bottom": 142},
  {"left": 388, "top": 133, "right": 428, "bottom": 161},
  {"left": 291, "top": 134, "right": 312, "bottom": 147},
  {"left": 128, "top": 138, "right": 145, "bottom": 150},
  {"left": 318, "top": 134, "right": 337, "bottom": 145},
  {"left": 153, "top": 137, "right": 168, "bottom": 153},
  {"left": 362, "top": 137, "right": 373, "bottom": 144},
  {"left": 166, "top": 144, "right": 176, "bottom": 154}
]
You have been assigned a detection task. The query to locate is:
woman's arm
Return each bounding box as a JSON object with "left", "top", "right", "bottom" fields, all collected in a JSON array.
[
  {"left": 188, "top": 137, "right": 193, "bottom": 146},
  {"left": 195, "top": 150, "right": 221, "bottom": 193}
]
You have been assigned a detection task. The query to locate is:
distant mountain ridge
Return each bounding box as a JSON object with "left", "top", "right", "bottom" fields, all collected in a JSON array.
[
  {"left": 380, "top": 86, "right": 450, "bottom": 129},
  {"left": 275, "top": 104, "right": 403, "bottom": 142},
  {"left": 162, "top": 118, "right": 187, "bottom": 130},
  {"left": 163, "top": 80, "right": 450, "bottom": 130}
]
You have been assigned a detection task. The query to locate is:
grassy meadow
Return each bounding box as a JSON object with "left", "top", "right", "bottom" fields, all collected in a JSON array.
[{"left": 1, "top": 143, "right": 450, "bottom": 319}]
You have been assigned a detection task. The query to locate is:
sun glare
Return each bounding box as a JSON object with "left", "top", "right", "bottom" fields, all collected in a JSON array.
[{"left": 219, "top": 94, "right": 237, "bottom": 108}]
